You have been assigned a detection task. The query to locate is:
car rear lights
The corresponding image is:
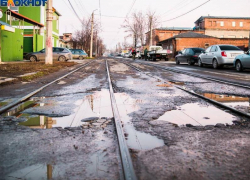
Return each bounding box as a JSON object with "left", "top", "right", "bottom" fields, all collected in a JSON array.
[
  {"left": 221, "top": 51, "right": 227, "bottom": 57},
  {"left": 193, "top": 55, "right": 198, "bottom": 57}
]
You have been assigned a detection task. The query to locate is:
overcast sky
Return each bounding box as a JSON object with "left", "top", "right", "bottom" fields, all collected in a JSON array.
[{"left": 54, "top": 0, "right": 250, "bottom": 49}]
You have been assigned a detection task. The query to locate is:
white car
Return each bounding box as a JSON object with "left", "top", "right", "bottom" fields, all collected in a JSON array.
[{"left": 198, "top": 45, "right": 244, "bottom": 69}]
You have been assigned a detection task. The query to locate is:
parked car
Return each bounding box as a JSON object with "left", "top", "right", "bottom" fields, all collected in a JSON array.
[
  {"left": 175, "top": 48, "right": 205, "bottom": 65},
  {"left": 234, "top": 49, "right": 250, "bottom": 71},
  {"left": 26, "top": 47, "right": 72, "bottom": 62},
  {"left": 69, "top": 49, "right": 88, "bottom": 60},
  {"left": 198, "top": 45, "right": 244, "bottom": 69}
]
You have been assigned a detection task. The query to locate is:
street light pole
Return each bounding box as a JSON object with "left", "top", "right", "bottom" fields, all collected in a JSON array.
[
  {"left": 45, "top": 0, "right": 53, "bottom": 64},
  {"left": 90, "top": 10, "right": 97, "bottom": 58}
]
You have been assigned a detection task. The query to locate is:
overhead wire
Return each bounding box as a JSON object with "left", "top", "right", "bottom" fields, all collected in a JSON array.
[
  {"left": 109, "top": 0, "right": 137, "bottom": 47},
  {"left": 160, "top": 0, "right": 211, "bottom": 22},
  {"left": 67, "top": 0, "right": 83, "bottom": 24}
]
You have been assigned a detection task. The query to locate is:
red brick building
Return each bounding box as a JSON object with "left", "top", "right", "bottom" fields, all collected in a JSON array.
[
  {"left": 159, "top": 32, "right": 249, "bottom": 57},
  {"left": 145, "top": 27, "right": 204, "bottom": 47},
  {"left": 194, "top": 16, "right": 250, "bottom": 38}
]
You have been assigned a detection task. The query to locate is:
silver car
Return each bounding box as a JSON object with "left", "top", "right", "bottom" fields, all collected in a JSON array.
[
  {"left": 198, "top": 45, "right": 244, "bottom": 69},
  {"left": 234, "top": 49, "right": 250, "bottom": 72},
  {"left": 26, "top": 47, "right": 72, "bottom": 62}
]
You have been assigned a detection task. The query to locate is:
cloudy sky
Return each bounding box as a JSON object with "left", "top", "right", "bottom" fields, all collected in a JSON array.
[{"left": 54, "top": 0, "right": 250, "bottom": 49}]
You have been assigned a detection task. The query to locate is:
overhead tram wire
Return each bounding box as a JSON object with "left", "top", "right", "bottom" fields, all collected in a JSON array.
[
  {"left": 78, "top": 0, "right": 90, "bottom": 16},
  {"left": 110, "top": 0, "right": 137, "bottom": 46},
  {"left": 160, "top": 0, "right": 198, "bottom": 18},
  {"left": 160, "top": 0, "right": 211, "bottom": 22},
  {"left": 159, "top": 0, "right": 187, "bottom": 16},
  {"left": 73, "top": 0, "right": 85, "bottom": 18},
  {"left": 67, "top": 0, "right": 83, "bottom": 24}
]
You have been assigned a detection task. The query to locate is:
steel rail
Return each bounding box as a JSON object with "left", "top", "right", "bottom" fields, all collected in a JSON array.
[
  {"left": 121, "top": 60, "right": 250, "bottom": 119},
  {"left": 0, "top": 61, "right": 94, "bottom": 115},
  {"left": 130, "top": 60, "right": 250, "bottom": 89},
  {"left": 106, "top": 60, "right": 137, "bottom": 180}
]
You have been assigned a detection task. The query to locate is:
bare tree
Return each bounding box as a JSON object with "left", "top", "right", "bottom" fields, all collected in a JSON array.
[
  {"left": 146, "top": 10, "right": 159, "bottom": 46},
  {"left": 72, "top": 16, "right": 104, "bottom": 56},
  {"left": 123, "top": 11, "right": 146, "bottom": 48}
]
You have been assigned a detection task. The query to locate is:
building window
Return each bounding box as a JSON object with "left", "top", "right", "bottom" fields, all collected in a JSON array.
[
  {"left": 205, "top": 43, "right": 209, "bottom": 49},
  {"left": 213, "top": 21, "right": 216, "bottom": 26},
  {"left": 232, "top": 22, "right": 236, "bottom": 27},
  {"left": 209, "top": 21, "right": 212, "bottom": 26},
  {"left": 57, "top": 20, "right": 59, "bottom": 30},
  {"left": 220, "top": 21, "right": 224, "bottom": 26},
  {"left": 240, "top": 22, "right": 243, "bottom": 27}
]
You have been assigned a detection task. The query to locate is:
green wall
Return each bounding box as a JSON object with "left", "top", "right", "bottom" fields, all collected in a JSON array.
[
  {"left": 1, "top": 28, "right": 23, "bottom": 61},
  {"left": 23, "top": 37, "right": 33, "bottom": 53}
]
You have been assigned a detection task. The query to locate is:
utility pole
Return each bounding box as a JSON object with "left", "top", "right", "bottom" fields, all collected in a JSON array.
[
  {"left": 249, "top": 30, "right": 250, "bottom": 50},
  {"left": 90, "top": 11, "right": 95, "bottom": 58},
  {"left": 45, "top": 0, "right": 53, "bottom": 65},
  {"left": 95, "top": 31, "right": 98, "bottom": 57},
  {"left": 149, "top": 16, "right": 153, "bottom": 47}
]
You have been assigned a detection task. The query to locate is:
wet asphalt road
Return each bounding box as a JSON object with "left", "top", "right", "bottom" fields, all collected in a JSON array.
[{"left": 0, "top": 58, "right": 250, "bottom": 180}]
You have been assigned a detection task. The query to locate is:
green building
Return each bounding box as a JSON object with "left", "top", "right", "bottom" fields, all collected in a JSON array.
[{"left": 0, "top": 6, "right": 61, "bottom": 62}]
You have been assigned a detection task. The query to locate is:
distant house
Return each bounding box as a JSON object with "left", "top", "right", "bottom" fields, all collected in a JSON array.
[
  {"left": 159, "top": 32, "right": 249, "bottom": 57},
  {"left": 145, "top": 27, "right": 205, "bottom": 47},
  {"left": 59, "top": 33, "right": 73, "bottom": 49},
  {"left": 194, "top": 16, "right": 250, "bottom": 38},
  {"left": 0, "top": 5, "right": 61, "bottom": 62}
]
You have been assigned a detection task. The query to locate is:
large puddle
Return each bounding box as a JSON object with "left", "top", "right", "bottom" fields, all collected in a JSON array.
[
  {"left": 1, "top": 90, "right": 113, "bottom": 129},
  {"left": 5, "top": 164, "right": 63, "bottom": 180},
  {"left": 115, "top": 93, "right": 164, "bottom": 150},
  {"left": 157, "top": 103, "right": 238, "bottom": 126}
]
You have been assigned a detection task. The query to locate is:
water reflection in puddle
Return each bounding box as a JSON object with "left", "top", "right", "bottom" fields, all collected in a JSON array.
[
  {"left": 5, "top": 164, "right": 62, "bottom": 180},
  {"left": 115, "top": 93, "right": 164, "bottom": 150},
  {"left": 2, "top": 90, "right": 113, "bottom": 129},
  {"left": 158, "top": 103, "right": 237, "bottom": 126}
]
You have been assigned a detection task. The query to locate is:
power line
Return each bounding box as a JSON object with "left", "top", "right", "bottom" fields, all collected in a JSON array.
[
  {"left": 67, "top": 0, "right": 83, "bottom": 24},
  {"left": 77, "top": 0, "right": 90, "bottom": 16},
  {"left": 159, "top": 0, "right": 187, "bottom": 16},
  {"left": 73, "top": 0, "right": 85, "bottom": 18},
  {"left": 110, "top": 0, "right": 137, "bottom": 46},
  {"left": 161, "top": 0, "right": 211, "bottom": 22}
]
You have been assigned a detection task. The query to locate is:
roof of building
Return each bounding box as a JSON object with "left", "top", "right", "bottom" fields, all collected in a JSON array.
[
  {"left": 53, "top": 7, "right": 62, "bottom": 16},
  {"left": 0, "top": 21, "right": 10, "bottom": 26},
  {"left": 160, "top": 32, "right": 216, "bottom": 43},
  {"left": 156, "top": 27, "right": 193, "bottom": 31},
  {"left": 195, "top": 16, "right": 250, "bottom": 23},
  {"left": 6, "top": 9, "right": 44, "bottom": 27}
]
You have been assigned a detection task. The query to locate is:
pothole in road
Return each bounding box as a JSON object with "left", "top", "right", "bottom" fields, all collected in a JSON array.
[
  {"left": 157, "top": 102, "right": 238, "bottom": 126},
  {"left": 198, "top": 93, "right": 250, "bottom": 114},
  {"left": 115, "top": 93, "right": 164, "bottom": 151},
  {"left": 1, "top": 90, "right": 113, "bottom": 129}
]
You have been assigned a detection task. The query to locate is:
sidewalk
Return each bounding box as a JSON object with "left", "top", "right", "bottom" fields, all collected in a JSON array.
[{"left": 0, "top": 61, "right": 78, "bottom": 85}]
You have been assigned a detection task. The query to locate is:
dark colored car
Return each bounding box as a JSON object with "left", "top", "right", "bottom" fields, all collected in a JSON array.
[
  {"left": 69, "top": 49, "right": 88, "bottom": 60},
  {"left": 175, "top": 48, "right": 205, "bottom": 65}
]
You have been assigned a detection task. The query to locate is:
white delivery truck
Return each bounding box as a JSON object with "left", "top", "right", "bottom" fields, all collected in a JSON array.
[{"left": 147, "top": 46, "right": 172, "bottom": 61}]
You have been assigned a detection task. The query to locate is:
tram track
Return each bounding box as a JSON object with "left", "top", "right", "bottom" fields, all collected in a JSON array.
[
  {"left": 119, "top": 60, "right": 250, "bottom": 119},
  {"left": 106, "top": 60, "right": 137, "bottom": 180},
  {"left": 126, "top": 59, "right": 250, "bottom": 89},
  {"left": 0, "top": 61, "right": 94, "bottom": 115}
]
